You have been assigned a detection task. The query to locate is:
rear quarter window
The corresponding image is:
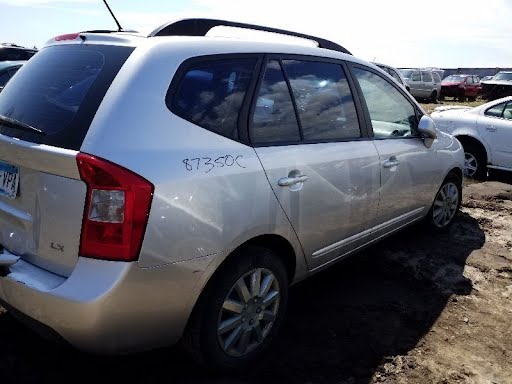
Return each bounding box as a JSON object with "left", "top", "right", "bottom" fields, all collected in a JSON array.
[{"left": 168, "top": 58, "right": 258, "bottom": 141}]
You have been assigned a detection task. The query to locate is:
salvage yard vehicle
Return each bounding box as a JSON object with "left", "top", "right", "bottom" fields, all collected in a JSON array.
[
  {"left": 0, "top": 61, "right": 24, "bottom": 92},
  {"left": 440, "top": 74, "right": 480, "bottom": 102},
  {"left": 373, "top": 62, "right": 410, "bottom": 92},
  {"left": 431, "top": 96, "right": 512, "bottom": 179},
  {"left": 0, "top": 18, "right": 464, "bottom": 370},
  {"left": 0, "top": 43, "right": 37, "bottom": 61},
  {"left": 400, "top": 68, "right": 442, "bottom": 102},
  {"left": 480, "top": 71, "right": 512, "bottom": 100}
]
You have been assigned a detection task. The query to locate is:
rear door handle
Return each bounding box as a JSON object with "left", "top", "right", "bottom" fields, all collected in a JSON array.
[
  {"left": 383, "top": 158, "right": 400, "bottom": 168},
  {"left": 486, "top": 125, "right": 497, "bottom": 132},
  {"left": 278, "top": 175, "right": 309, "bottom": 187}
]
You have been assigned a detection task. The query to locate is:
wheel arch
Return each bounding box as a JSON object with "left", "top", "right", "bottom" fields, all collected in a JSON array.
[
  {"left": 192, "top": 234, "right": 297, "bottom": 307},
  {"left": 446, "top": 166, "right": 464, "bottom": 184},
  {"left": 453, "top": 134, "right": 491, "bottom": 164}
]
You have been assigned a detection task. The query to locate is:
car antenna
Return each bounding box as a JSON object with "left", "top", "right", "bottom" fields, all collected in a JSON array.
[{"left": 102, "top": 0, "right": 123, "bottom": 31}]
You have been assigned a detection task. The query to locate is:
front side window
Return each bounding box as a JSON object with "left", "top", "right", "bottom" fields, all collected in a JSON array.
[
  {"left": 421, "top": 71, "right": 433, "bottom": 83},
  {"left": 388, "top": 68, "right": 403, "bottom": 84},
  {"left": 171, "top": 58, "right": 257, "bottom": 141},
  {"left": 251, "top": 60, "right": 300, "bottom": 144},
  {"left": 353, "top": 67, "right": 418, "bottom": 139},
  {"left": 282, "top": 60, "right": 360, "bottom": 140},
  {"left": 485, "top": 102, "right": 506, "bottom": 118},
  {"left": 411, "top": 71, "right": 421, "bottom": 81},
  {"left": 503, "top": 103, "right": 512, "bottom": 120}
]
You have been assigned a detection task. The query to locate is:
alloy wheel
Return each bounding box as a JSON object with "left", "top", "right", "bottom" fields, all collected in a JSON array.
[
  {"left": 464, "top": 152, "right": 478, "bottom": 177},
  {"left": 433, "top": 182, "right": 459, "bottom": 228},
  {"left": 217, "top": 268, "right": 280, "bottom": 357}
]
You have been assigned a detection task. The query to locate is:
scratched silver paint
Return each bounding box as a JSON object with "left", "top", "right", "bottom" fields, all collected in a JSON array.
[{"left": 0, "top": 33, "right": 464, "bottom": 353}]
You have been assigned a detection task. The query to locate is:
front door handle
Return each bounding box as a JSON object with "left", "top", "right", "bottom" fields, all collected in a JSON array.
[
  {"left": 383, "top": 158, "right": 401, "bottom": 168},
  {"left": 278, "top": 175, "right": 309, "bottom": 187}
]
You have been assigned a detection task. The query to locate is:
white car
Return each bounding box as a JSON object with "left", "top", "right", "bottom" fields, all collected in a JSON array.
[{"left": 431, "top": 96, "right": 512, "bottom": 178}]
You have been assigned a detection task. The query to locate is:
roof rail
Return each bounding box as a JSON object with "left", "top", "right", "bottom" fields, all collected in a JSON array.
[{"left": 149, "top": 18, "right": 351, "bottom": 55}]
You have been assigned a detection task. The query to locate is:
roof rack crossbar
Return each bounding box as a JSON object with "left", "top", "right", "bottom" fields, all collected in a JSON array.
[{"left": 148, "top": 18, "right": 351, "bottom": 55}]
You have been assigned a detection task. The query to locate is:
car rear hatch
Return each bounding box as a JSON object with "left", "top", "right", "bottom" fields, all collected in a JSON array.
[{"left": 0, "top": 42, "right": 134, "bottom": 277}]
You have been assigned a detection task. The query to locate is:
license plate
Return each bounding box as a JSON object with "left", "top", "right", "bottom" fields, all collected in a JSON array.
[{"left": 0, "top": 160, "right": 19, "bottom": 199}]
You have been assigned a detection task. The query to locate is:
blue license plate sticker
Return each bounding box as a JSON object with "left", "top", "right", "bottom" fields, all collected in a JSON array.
[{"left": 0, "top": 160, "right": 19, "bottom": 199}]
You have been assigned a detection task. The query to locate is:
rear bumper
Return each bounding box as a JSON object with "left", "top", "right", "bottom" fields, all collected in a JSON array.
[{"left": 0, "top": 255, "right": 214, "bottom": 354}]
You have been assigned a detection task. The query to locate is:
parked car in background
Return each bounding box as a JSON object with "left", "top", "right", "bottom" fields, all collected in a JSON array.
[
  {"left": 373, "top": 62, "right": 410, "bottom": 92},
  {"left": 431, "top": 96, "right": 512, "bottom": 179},
  {"left": 480, "top": 71, "right": 512, "bottom": 100},
  {"left": 0, "top": 61, "right": 24, "bottom": 92},
  {"left": 0, "top": 43, "right": 37, "bottom": 62},
  {"left": 0, "top": 18, "right": 464, "bottom": 370},
  {"left": 400, "top": 68, "right": 442, "bottom": 102},
  {"left": 440, "top": 74, "right": 480, "bottom": 101},
  {"left": 481, "top": 75, "right": 493, "bottom": 82}
]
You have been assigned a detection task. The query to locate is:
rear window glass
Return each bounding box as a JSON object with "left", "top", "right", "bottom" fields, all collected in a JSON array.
[
  {"left": 0, "top": 44, "right": 133, "bottom": 150},
  {"left": 169, "top": 58, "right": 257, "bottom": 141}
]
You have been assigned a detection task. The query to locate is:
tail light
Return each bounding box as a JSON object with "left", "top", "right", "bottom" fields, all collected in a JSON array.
[{"left": 76, "top": 153, "right": 154, "bottom": 261}]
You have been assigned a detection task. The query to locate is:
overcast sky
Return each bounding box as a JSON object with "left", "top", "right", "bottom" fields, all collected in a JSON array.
[{"left": 1, "top": 0, "right": 511, "bottom": 68}]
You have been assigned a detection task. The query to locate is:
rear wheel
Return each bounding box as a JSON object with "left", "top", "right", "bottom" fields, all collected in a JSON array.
[
  {"left": 430, "top": 90, "right": 438, "bottom": 103},
  {"left": 427, "top": 174, "right": 462, "bottom": 231},
  {"left": 463, "top": 142, "right": 487, "bottom": 180},
  {"left": 183, "top": 246, "right": 288, "bottom": 371}
]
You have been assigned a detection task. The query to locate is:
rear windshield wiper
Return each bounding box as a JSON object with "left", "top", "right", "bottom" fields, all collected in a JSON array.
[{"left": 0, "top": 114, "right": 46, "bottom": 136}]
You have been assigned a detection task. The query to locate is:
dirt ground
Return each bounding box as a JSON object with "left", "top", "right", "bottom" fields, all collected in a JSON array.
[{"left": 1, "top": 177, "right": 511, "bottom": 384}]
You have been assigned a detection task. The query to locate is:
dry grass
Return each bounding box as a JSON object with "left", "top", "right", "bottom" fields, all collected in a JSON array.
[{"left": 419, "top": 98, "right": 485, "bottom": 114}]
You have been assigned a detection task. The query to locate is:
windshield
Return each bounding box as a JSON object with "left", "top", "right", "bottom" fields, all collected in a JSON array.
[
  {"left": 0, "top": 44, "right": 133, "bottom": 150},
  {"left": 493, "top": 72, "right": 512, "bottom": 81},
  {"left": 399, "top": 69, "right": 414, "bottom": 78},
  {"left": 443, "top": 75, "right": 465, "bottom": 82}
]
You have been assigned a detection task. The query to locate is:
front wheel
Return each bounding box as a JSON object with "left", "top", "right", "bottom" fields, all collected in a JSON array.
[
  {"left": 427, "top": 174, "right": 462, "bottom": 231},
  {"left": 183, "top": 246, "right": 288, "bottom": 370}
]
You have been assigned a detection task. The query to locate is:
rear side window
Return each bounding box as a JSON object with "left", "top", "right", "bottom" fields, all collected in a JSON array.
[
  {"left": 421, "top": 71, "right": 433, "bottom": 83},
  {"left": 0, "top": 44, "right": 134, "bottom": 150},
  {"left": 170, "top": 58, "right": 257, "bottom": 141},
  {"left": 251, "top": 60, "right": 301, "bottom": 144},
  {"left": 282, "top": 60, "right": 360, "bottom": 140}
]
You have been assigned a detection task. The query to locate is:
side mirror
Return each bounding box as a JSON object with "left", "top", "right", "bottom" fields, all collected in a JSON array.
[{"left": 418, "top": 115, "right": 437, "bottom": 140}]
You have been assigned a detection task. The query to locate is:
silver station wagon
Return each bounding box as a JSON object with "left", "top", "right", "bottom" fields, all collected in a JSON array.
[{"left": 0, "top": 19, "right": 464, "bottom": 370}]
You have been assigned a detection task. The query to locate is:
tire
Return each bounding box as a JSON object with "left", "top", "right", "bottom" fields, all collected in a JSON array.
[
  {"left": 183, "top": 246, "right": 289, "bottom": 371},
  {"left": 459, "top": 91, "right": 466, "bottom": 102},
  {"left": 463, "top": 142, "right": 487, "bottom": 180},
  {"left": 468, "top": 96, "right": 476, "bottom": 102},
  {"left": 439, "top": 94, "right": 445, "bottom": 101},
  {"left": 426, "top": 174, "right": 462, "bottom": 231},
  {"left": 430, "top": 90, "right": 438, "bottom": 103}
]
